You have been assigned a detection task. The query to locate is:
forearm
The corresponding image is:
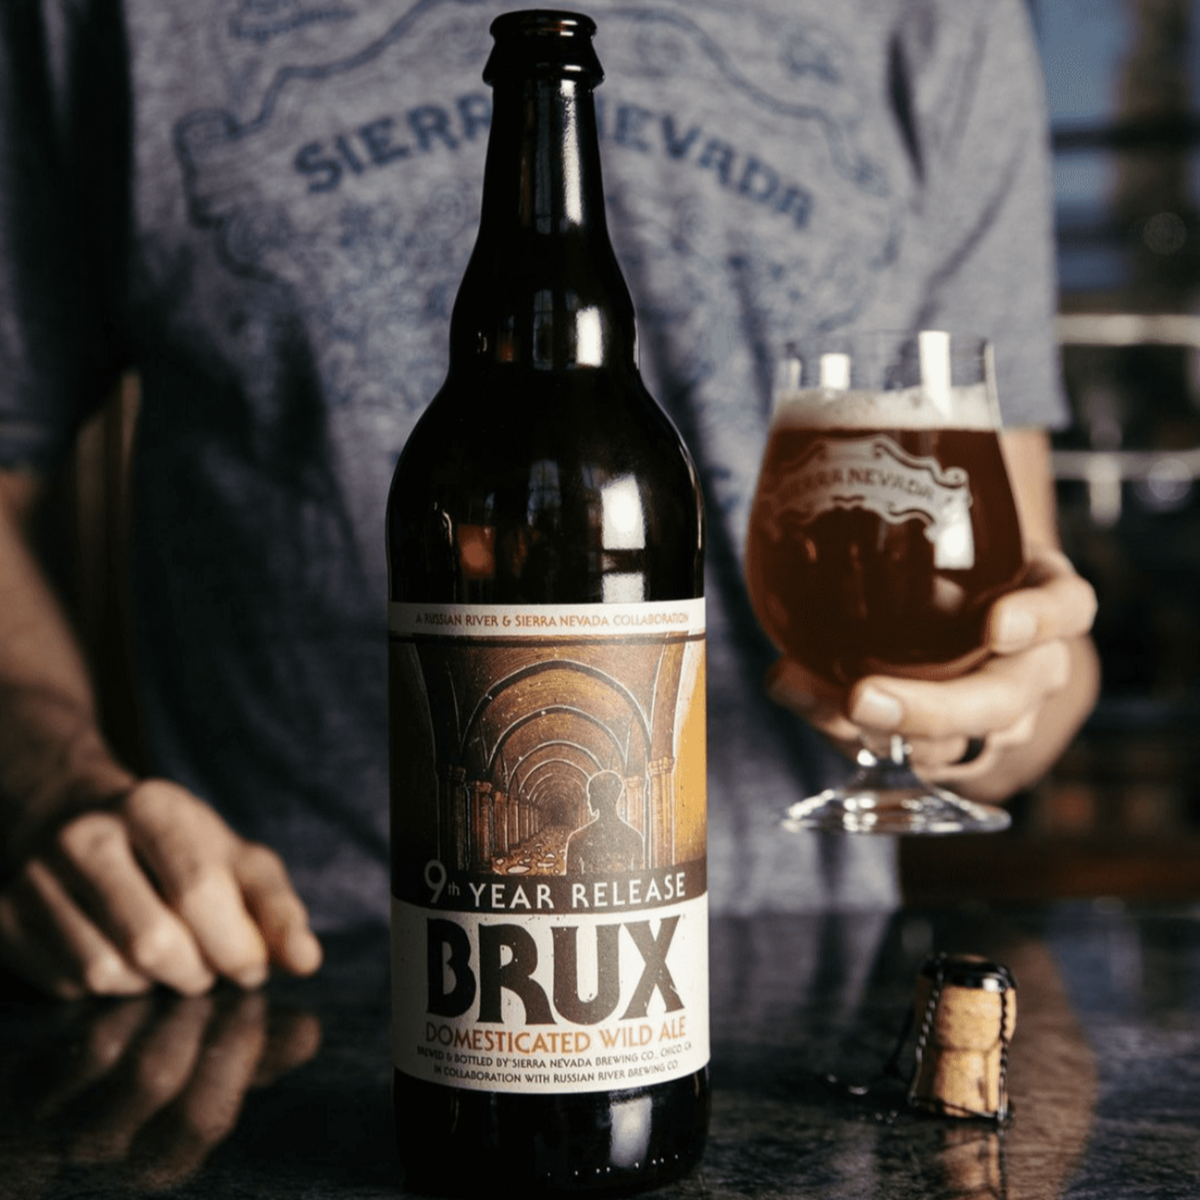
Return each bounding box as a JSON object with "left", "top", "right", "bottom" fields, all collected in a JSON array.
[
  {"left": 0, "top": 473, "right": 322, "bottom": 996},
  {"left": 0, "top": 471, "right": 135, "bottom": 875}
]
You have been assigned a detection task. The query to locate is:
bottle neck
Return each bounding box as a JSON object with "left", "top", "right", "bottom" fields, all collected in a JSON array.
[{"left": 448, "top": 74, "right": 638, "bottom": 372}]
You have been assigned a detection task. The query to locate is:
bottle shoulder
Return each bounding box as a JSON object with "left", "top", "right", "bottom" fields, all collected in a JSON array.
[
  {"left": 391, "top": 365, "right": 699, "bottom": 496},
  {"left": 386, "top": 366, "right": 704, "bottom": 605}
]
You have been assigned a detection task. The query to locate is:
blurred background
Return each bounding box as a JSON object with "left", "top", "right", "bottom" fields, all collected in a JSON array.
[
  {"left": 903, "top": 0, "right": 1200, "bottom": 903},
  {"left": 50, "top": 0, "right": 1200, "bottom": 909}
]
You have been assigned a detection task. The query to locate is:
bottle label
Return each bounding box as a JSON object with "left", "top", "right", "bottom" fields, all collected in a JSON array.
[
  {"left": 756, "top": 435, "right": 975, "bottom": 568},
  {"left": 389, "top": 599, "right": 708, "bottom": 1095}
]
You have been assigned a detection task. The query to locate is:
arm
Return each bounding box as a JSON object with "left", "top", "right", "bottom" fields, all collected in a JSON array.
[
  {"left": 0, "top": 468, "right": 322, "bottom": 997},
  {"left": 763, "top": 4, "right": 1099, "bottom": 800},
  {"left": 767, "top": 428, "right": 1100, "bottom": 803}
]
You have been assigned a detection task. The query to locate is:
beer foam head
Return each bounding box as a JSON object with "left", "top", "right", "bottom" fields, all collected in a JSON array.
[{"left": 772, "top": 381, "right": 997, "bottom": 431}]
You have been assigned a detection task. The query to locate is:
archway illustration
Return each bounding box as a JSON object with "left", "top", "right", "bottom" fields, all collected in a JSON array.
[{"left": 397, "top": 635, "right": 702, "bottom": 874}]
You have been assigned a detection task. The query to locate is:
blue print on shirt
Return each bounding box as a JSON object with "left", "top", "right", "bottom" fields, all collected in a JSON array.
[
  {"left": 171, "top": 0, "right": 901, "bottom": 533},
  {"left": 228, "top": 0, "right": 359, "bottom": 42}
]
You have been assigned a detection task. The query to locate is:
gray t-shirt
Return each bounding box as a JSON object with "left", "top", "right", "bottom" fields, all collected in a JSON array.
[{"left": 0, "top": 0, "right": 1065, "bottom": 926}]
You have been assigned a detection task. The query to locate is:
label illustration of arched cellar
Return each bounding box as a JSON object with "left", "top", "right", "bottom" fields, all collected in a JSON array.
[{"left": 399, "top": 634, "right": 704, "bottom": 876}]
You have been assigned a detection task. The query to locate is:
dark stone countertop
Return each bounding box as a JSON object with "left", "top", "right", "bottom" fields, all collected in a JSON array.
[{"left": 2, "top": 901, "right": 1198, "bottom": 1199}]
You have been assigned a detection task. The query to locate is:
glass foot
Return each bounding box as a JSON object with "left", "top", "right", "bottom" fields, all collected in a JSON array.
[{"left": 783, "top": 768, "right": 1011, "bottom": 836}]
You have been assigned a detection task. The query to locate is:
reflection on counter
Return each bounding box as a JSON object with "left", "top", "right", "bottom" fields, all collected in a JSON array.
[
  {"left": 0, "top": 988, "right": 321, "bottom": 1197},
  {"left": 705, "top": 910, "right": 1098, "bottom": 1200},
  {"left": 3, "top": 908, "right": 1199, "bottom": 1199}
]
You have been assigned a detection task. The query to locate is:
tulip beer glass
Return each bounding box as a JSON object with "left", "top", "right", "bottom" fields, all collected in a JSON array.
[{"left": 745, "top": 332, "right": 1024, "bottom": 834}]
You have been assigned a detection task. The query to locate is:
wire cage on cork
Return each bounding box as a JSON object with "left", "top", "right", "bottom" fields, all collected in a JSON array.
[{"left": 907, "top": 952, "right": 1018, "bottom": 1122}]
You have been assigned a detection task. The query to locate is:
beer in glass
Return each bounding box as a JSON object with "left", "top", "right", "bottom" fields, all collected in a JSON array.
[{"left": 746, "top": 331, "right": 1023, "bottom": 834}]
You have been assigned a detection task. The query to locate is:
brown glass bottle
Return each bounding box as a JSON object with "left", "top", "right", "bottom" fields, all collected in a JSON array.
[{"left": 385, "top": 10, "right": 708, "bottom": 1197}]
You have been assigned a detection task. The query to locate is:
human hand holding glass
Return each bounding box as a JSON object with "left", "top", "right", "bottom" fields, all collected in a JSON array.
[{"left": 745, "top": 332, "right": 1025, "bottom": 834}]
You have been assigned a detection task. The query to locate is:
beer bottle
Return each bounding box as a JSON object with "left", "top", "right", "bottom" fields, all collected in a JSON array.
[{"left": 385, "top": 9, "right": 709, "bottom": 1196}]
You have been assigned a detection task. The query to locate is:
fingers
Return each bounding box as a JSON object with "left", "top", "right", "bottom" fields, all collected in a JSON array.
[
  {"left": 766, "top": 637, "right": 1073, "bottom": 783},
  {"left": 236, "top": 843, "right": 323, "bottom": 977},
  {"left": 988, "top": 548, "right": 1098, "bottom": 654},
  {"left": 0, "top": 780, "right": 322, "bottom": 998},
  {"left": 0, "top": 857, "right": 153, "bottom": 999},
  {"left": 766, "top": 545, "right": 1094, "bottom": 748},
  {"left": 763, "top": 546, "right": 1095, "bottom": 796},
  {"left": 929, "top": 709, "right": 1039, "bottom": 784},
  {"left": 0, "top": 779, "right": 322, "bottom": 997},
  {"left": 123, "top": 783, "right": 271, "bottom": 989},
  {"left": 54, "top": 810, "right": 217, "bottom": 995},
  {"left": 847, "top": 639, "right": 1072, "bottom": 745},
  {"left": 123, "top": 780, "right": 320, "bottom": 983}
]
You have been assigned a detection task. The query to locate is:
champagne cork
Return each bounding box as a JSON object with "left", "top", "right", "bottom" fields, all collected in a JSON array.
[{"left": 908, "top": 953, "right": 1017, "bottom": 1121}]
